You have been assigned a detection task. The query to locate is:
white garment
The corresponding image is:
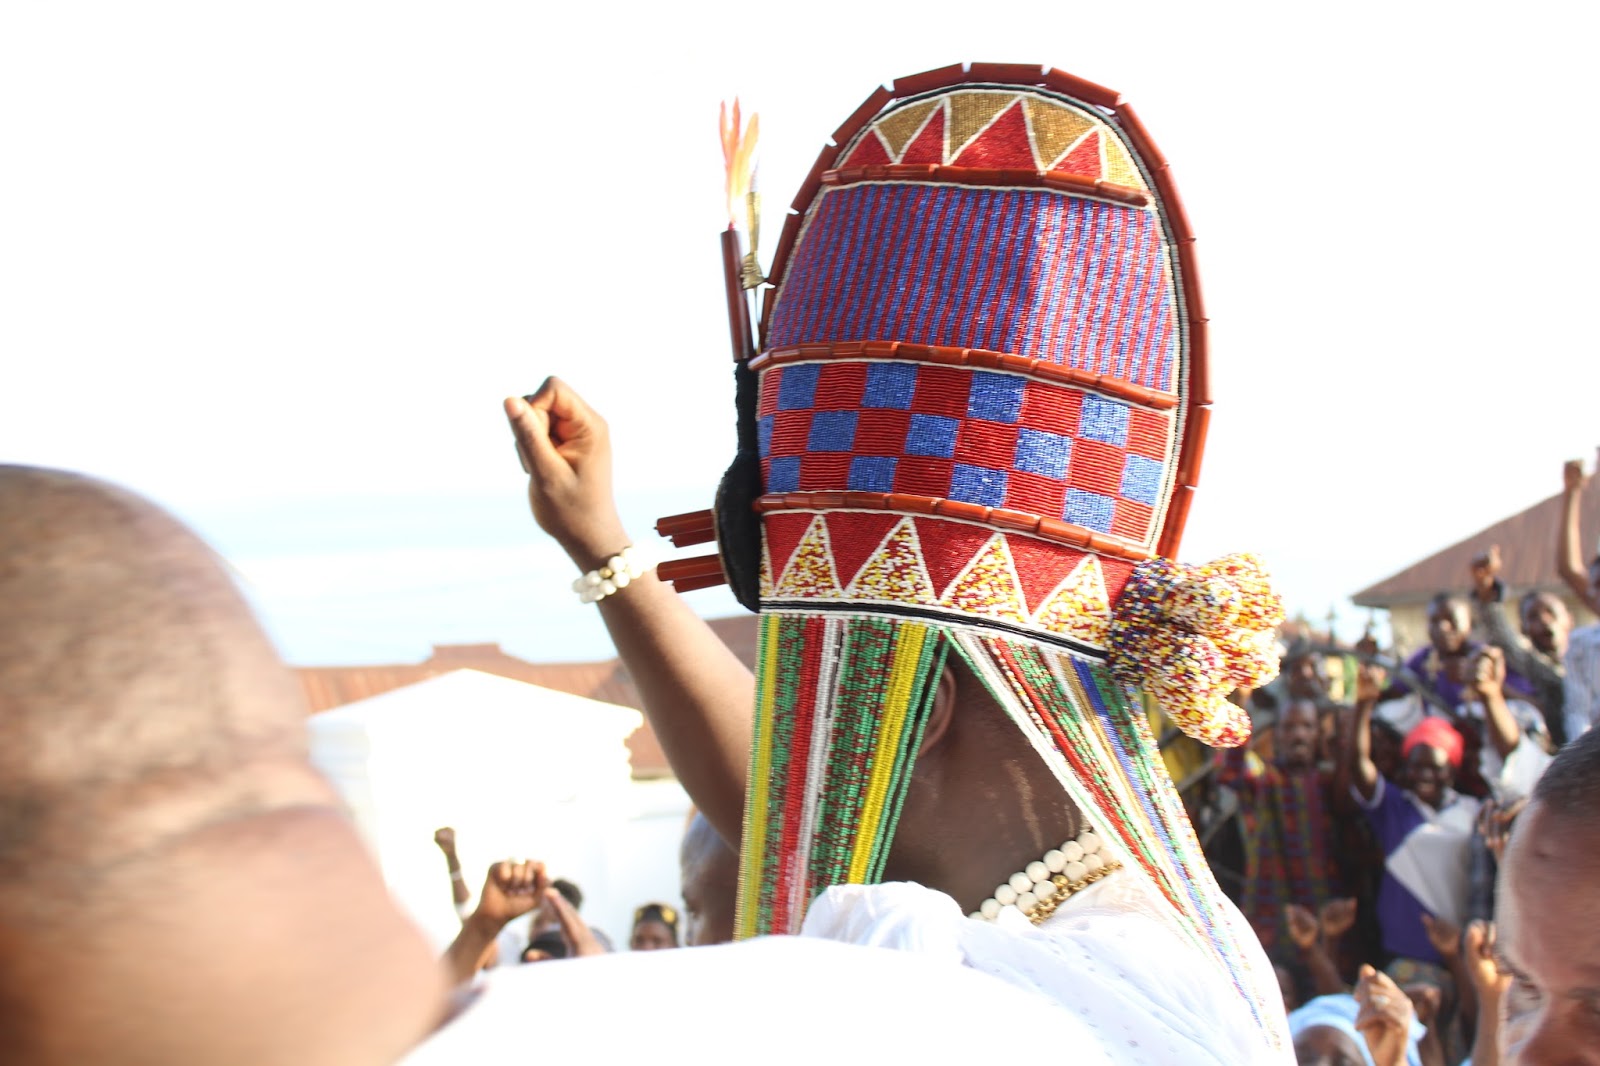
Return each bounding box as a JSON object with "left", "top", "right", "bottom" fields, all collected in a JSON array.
[
  {"left": 405, "top": 937, "right": 1112, "bottom": 1064},
  {"left": 1486, "top": 735, "right": 1554, "bottom": 803},
  {"left": 802, "top": 877, "right": 1291, "bottom": 1065},
  {"left": 1564, "top": 623, "right": 1600, "bottom": 742},
  {"left": 1459, "top": 697, "right": 1553, "bottom": 802},
  {"left": 404, "top": 875, "right": 1291, "bottom": 1065},
  {"left": 1357, "top": 776, "right": 1480, "bottom": 929}
]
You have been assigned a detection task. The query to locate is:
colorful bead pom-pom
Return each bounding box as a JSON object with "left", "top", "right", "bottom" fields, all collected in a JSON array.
[
  {"left": 1213, "top": 626, "right": 1281, "bottom": 690},
  {"left": 1107, "top": 552, "right": 1283, "bottom": 750},
  {"left": 1168, "top": 575, "right": 1242, "bottom": 633}
]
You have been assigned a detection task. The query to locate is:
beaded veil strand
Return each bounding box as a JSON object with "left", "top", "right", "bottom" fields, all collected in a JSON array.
[{"left": 655, "top": 63, "right": 1286, "bottom": 1043}]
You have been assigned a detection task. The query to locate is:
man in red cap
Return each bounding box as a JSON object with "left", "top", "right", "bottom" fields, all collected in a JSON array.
[{"left": 1341, "top": 666, "right": 1481, "bottom": 1001}]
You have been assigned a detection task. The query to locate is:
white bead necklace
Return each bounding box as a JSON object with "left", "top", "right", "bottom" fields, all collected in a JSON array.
[{"left": 968, "top": 829, "right": 1122, "bottom": 925}]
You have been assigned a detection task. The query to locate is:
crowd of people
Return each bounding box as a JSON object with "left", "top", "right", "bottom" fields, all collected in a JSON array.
[
  {"left": 1197, "top": 461, "right": 1600, "bottom": 1064},
  {"left": 430, "top": 815, "right": 738, "bottom": 972}
]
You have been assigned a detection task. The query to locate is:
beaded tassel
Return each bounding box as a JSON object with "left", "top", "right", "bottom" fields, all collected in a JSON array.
[
  {"left": 953, "top": 631, "right": 1278, "bottom": 1037},
  {"left": 733, "top": 612, "right": 946, "bottom": 939}
]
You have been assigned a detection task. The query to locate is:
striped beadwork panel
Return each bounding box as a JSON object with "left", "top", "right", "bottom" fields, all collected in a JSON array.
[
  {"left": 735, "top": 612, "right": 947, "bottom": 938},
  {"left": 767, "top": 184, "right": 1179, "bottom": 393}
]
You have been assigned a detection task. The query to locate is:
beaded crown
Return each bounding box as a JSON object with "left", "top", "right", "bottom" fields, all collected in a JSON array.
[{"left": 657, "top": 63, "right": 1286, "bottom": 1048}]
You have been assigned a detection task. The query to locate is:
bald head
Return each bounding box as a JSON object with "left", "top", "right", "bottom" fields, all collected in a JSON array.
[
  {"left": 1496, "top": 728, "right": 1600, "bottom": 1063},
  {"left": 0, "top": 467, "right": 315, "bottom": 877},
  {"left": 0, "top": 468, "right": 444, "bottom": 1064},
  {"left": 1529, "top": 726, "right": 1600, "bottom": 832}
]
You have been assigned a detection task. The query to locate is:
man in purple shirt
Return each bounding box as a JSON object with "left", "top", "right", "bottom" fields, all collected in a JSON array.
[
  {"left": 1390, "top": 593, "right": 1538, "bottom": 799},
  {"left": 1393, "top": 595, "right": 1537, "bottom": 704},
  {"left": 1342, "top": 668, "right": 1480, "bottom": 989}
]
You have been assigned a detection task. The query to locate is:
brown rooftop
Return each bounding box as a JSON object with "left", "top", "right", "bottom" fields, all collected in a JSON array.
[
  {"left": 295, "top": 615, "right": 760, "bottom": 778},
  {"left": 1353, "top": 477, "right": 1600, "bottom": 608}
]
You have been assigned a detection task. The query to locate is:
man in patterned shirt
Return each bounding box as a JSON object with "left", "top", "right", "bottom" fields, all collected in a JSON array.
[{"left": 1214, "top": 697, "right": 1344, "bottom": 953}]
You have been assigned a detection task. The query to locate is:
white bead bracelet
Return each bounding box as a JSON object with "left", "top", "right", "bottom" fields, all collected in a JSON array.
[{"left": 571, "top": 544, "right": 657, "bottom": 605}]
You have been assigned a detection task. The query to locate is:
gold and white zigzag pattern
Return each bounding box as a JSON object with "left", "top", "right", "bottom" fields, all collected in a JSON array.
[
  {"left": 851, "top": 88, "right": 1148, "bottom": 191},
  {"left": 762, "top": 515, "right": 1111, "bottom": 648}
]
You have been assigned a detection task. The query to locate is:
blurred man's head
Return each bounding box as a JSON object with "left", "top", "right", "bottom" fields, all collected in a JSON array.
[
  {"left": 1519, "top": 592, "right": 1571, "bottom": 659},
  {"left": 525, "top": 876, "right": 585, "bottom": 942},
  {"left": 550, "top": 878, "right": 582, "bottom": 911},
  {"left": 1427, "top": 594, "right": 1471, "bottom": 656},
  {"left": 1284, "top": 652, "right": 1326, "bottom": 702},
  {"left": 679, "top": 812, "right": 738, "bottom": 946},
  {"left": 1292, "top": 1025, "right": 1366, "bottom": 1066},
  {"left": 0, "top": 467, "right": 444, "bottom": 1065},
  {"left": 1276, "top": 699, "right": 1320, "bottom": 771},
  {"left": 1369, "top": 717, "right": 1404, "bottom": 783},
  {"left": 1498, "top": 728, "right": 1600, "bottom": 1064},
  {"left": 521, "top": 928, "right": 568, "bottom": 963}
]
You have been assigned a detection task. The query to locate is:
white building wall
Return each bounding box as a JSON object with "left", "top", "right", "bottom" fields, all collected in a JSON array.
[{"left": 308, "top": 669, "right": 692, "bottom": 955}]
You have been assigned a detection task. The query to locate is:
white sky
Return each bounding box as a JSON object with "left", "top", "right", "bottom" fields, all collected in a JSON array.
[{"left": 3, "top": 2, "right": 1595, "bottom": 664}]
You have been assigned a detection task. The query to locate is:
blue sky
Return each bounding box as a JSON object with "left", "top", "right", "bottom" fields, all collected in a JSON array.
[
  {"left": 183, "top": 488, "right": 746, "bottom": 664},
  {"left": 4, "top": 1, "right": 1595, "bottom": 666}
]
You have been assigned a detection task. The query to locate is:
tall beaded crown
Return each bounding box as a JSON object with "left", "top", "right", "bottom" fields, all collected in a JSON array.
[
  {"left": 656, "top": 64, "right": 1284, "bottom": 1045},
  {"left": 752, "top": 68, "right": 1202, "bottom": 648}
]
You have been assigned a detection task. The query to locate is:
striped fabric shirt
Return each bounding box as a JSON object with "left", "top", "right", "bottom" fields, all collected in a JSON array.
[{"left": 1214, "top": 749, "right": 1340, "bottom": 950}]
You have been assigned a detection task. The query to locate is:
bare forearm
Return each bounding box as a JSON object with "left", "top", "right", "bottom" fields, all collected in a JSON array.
[
  {"left": 1302, "top": 942, "right": 1345, "bottom": 997},
  {"left": 441, "top": 913, "right": 499, "bottom": 987},
  {"left": 1558, "top": 486, "right": 1600, "bottom": 613},
  {"left": 1450, "top": 951, "right": 1477, "bottom": 1030},
  {"left": 552, "top": 511, "right": 755, "bottom": 848},
  {"left": 507, "top": 382, "right": 756, "bottom": 848},
  {"left": 1480, "top": 689, "right": 1521, "bottom": 758},
  {"left": 1343, "top": 699, "right": 1378, "bottom": 799},
  {"left": 440, "top": 849, "right": 469, "bottom": 907},
  {"left": 1470, "top": 996, "right": 1503, "bottom": 1066},
  {"left": 1416, "top": 1027, "right": 1447, "bottom": 1066},
  {"left": 594, "top": 576, "right": 754, "bottom": 847}
]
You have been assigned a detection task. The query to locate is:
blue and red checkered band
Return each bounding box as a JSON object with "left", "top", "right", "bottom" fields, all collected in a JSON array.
[{"left": 751, "top": 79, "right": 1204, "bottom": 655}]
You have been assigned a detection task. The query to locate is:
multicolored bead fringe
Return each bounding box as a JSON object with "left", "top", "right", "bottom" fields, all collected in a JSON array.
[
  {"left": 954, "top": 630, "right": 1274, "bottom": 1031},
  {"left": 733, "top": 611, "right": 946, "bottom": 939},
  {"left": 733, "top": 609, "right": 1279, "bottom": 1039}
]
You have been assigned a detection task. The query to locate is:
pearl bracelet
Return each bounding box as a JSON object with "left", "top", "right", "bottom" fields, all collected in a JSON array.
[
  {"left": 572, "top": 544, "right": 656, "bottom": 605},
  {"left": 969, "top": 828, "right": 1122, "bottom": 925}
]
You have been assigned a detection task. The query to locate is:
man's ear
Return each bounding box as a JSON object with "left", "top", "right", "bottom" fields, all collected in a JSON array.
[{"left": 918, "top": 663, "right": 959, "bottom": 757}]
